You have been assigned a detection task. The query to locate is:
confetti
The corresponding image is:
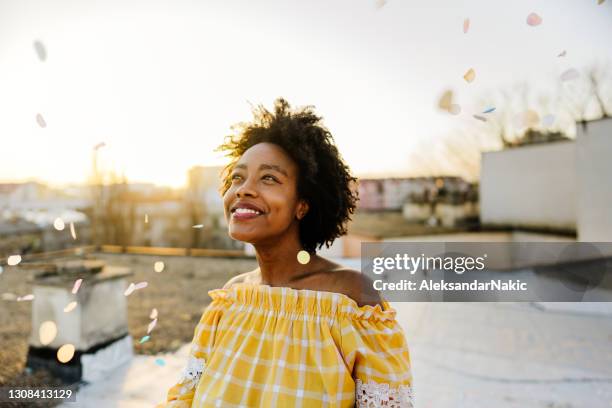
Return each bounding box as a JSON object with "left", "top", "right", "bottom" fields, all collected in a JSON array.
[
  {"left": 482, "top": 107, "right": 496, "bottom": 114},
  {"left": 71, "top": 279, "right": 83, "bottom": 294},
  {"left": 297, "top": 250, "right": 311, "bottom": 265},
  {"left": 150, "top": 308, "right": 158, "bottom": 320},
  {"left": 39, "top": 321, "right": 57, "bottom": 346},
  {"left": 124, "top": 283, "right": 136, "bottom": 296},
  {"left": 2, "top": 293, "right": 17, "bottom": 301},
  {"left": 155, "top": 358, "right": 166, "bottom": 367},
  {"left": 542, "top": 114, "right": 556, "bottom": 127},
  {"left": 449, "top": 104, "right": 461, "bottom": 115},
  {"left": 64, "top": 301, "right": 78, "bottom": 313},
  {"left": 8, "top": 255, "right": 22, "bottom": 266},
  {"left": 473, "top": 114, "right": 487, "bottom": 122},
  {"left": 438, "top": 90, "right": 453, "bottom": 111},
  {"left": 557, "top": 50, "right": 567, "bottom": 57},
  {"left": 33, "top": 40, "right": 47, "bottom": 61},
  {"left": 154, "top": 261, "right": 165, "bottom": 273},
  {"left": 526, "top": 12, "right": 542, "bottom": 26},
  {"left": 560, "top": 68, "right": 579, "bottom": 82},
  {"left": 147, "top": 318, "right": 158, "bottom": 334},
  {"left": 134, "top": 281, "right": 148, "bottom": 290},
  {"left": 463, "top": 18, "right": 470, "bottom": 34},
  {"left": 53, "top": 218, "right": 65, "bottom": 231},
  {"left": 463, "top": 68, "right": 476, "bottom": 83},
  {"left": 57, "top": 344, "right": 75, "bottom": 363},
  {"left": 36, "top": 113, "right": 47, "bottom": 128},
  {"left": 139, "top": 335, "right": 151, "bottom": 344},
  {"left": 17, "top": 294, "right": 34, "bottom": 302},
  {"left": 70, "top": 222, "right": 77, "bottom": 240},
  {"left": 192, "top": 224, "right": 204, "bottom": 229},
  {"left": 144, "top": 214, "right": 149, "bottom": 223},
  {"left": 375, "top": 0, "right": 387, "bottom": 9}
]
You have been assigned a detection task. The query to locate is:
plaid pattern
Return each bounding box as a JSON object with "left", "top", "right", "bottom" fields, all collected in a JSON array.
[{"left": 157, "top": 283, "right": 413, "bottom": 407}]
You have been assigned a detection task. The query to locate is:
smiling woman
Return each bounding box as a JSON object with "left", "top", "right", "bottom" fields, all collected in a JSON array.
[{"left": 157, "top": 99, "right": 414, "bottom": 408}]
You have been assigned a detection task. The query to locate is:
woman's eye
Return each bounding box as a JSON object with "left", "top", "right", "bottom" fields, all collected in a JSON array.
[
  {"left": 231, "top": 174, "right": 242, "bottom": 181},
  {"left": 262, "top": 175, "right": 277, "bottom": 182}
]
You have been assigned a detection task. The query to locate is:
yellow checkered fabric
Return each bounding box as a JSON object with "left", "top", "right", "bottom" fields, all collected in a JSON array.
[{"left": 157, "top": 282, "right": 413, "bottom": 407}]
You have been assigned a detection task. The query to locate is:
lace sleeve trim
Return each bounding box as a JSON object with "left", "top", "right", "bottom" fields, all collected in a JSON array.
[
  {"left": 355, "top": 379, "right": 414, "bottom": 408},
  {"left": 177, "top": 356, "right": 206, "bottom": 392}
]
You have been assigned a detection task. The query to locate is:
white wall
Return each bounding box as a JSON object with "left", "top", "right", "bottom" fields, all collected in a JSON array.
[
  {"left": 576, "top": 118, "right": 612, "bottom": 241},
  {"left": 480, "top": 141, "right": 576, "bottom": 230}
]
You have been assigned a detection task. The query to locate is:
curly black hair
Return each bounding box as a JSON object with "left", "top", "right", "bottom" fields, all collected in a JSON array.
[{"left": 216, "top": 98, "right": 359, "bottom": 253}]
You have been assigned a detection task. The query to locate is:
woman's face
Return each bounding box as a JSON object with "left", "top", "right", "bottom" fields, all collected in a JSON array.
[{"left": 223, "top": 142, "right": 308, "bottom": 246}]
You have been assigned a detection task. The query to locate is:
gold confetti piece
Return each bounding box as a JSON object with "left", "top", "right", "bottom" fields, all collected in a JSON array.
[
  {"left": 70, "top": 222, "right": 77, "bottom": 240},
  {"left": 134, "top": 281, "right": 148, "bottom": 290},
  {"left": 463, "top": 68, "right": 476, "bottom": 83},
  {"left": 154, "top": 261, "right": 165, "bottom": 273},
  {"left": 463, "top": 18, "right": 470, "bottom": 34},
  {"left": 39, "top": 321, "right": 57, "bottom": 345},
  {"left": 297, "top": 250, "right": 311, "bottom": 265},
  {"left": 36, "top": 113, "right": 47, "bottom": 128},
  {"left": 526, "top": 12, "right": 542, "bottom": 26},
  {"left": 192, "top": 224, "right": 204, "bottom": 229},
  {"left": 473, "top": 114, "right": 487, "bottom": 122},
  {"left": 449, "top": 104, "right": 462, "bottom": 115},
  {"left": 144, "top": 214, "right": 149, "bottom": 223},
  {"left": 57, "top": 344, "right": 75, "bottom": 363},
  {"left": 438, "top": 90, "right": 453, "bottom": 111},
  {"left": 557, "top": 50, "right": 567, "bottom": 57},
  {"left": 560, "top": 68, "right": 579, "bottom": 82},
  {"left": 124, "top": 283, "right": 136, "bottom": 296},
  {"left": 53, "top": 218, "right": 65, "bottom": 231},
  {"left": 33, "top": 40, "right": 47, "bottom": 61},
  {"left": 64, "top": 301, "right": 77, "bottom": 313},
  {"left": 71, "top": 279, "right": 83, "bottom": 294},
  {"left": 150, "top": 308, "right": 158, "bottom": 320},
  {"left": 147, "top": 318, "right": 157, "bottom": 334},
  {"left": 8, "top": 255, "right": 22, "bottom": 266},
  {"left": 17, "top": 294, "right": 34, "bottom": 302}
]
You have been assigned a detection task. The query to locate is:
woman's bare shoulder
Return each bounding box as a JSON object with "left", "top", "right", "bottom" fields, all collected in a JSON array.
[
  {"left": 222, "top": 268, "right": 261, "bottom": 289},
  {"left": 329, "top": 268, "right": 383, "bottom": 308}
]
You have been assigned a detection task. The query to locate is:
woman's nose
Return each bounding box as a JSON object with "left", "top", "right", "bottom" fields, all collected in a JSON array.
[{"left": 235, "top": 178, "right": 257, "bottom": 198}]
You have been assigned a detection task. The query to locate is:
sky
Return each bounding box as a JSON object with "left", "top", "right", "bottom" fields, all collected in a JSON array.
[{"left": 1, "top": 0, "right": 611, "bottom": 188}]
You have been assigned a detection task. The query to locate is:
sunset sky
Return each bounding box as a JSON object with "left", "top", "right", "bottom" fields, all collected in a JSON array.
[{"left": 1, "top": 0, "right": 611, "bottom": 188}]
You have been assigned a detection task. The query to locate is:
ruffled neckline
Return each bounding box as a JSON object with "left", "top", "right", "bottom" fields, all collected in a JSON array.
[{"left": 208, "top": 282, "right": 397, "bottom": 322}]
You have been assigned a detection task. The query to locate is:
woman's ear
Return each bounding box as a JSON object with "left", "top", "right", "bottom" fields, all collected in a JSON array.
[{"left": 296, "top": 200, "right": 309, "bottom": 220}]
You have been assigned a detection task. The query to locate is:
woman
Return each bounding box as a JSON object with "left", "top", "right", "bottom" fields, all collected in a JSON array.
[{"left": 158, "top": 99, "right": 414, "bottom": 407}]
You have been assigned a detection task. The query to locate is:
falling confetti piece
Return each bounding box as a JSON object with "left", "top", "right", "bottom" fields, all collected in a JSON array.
[
  {"left": 33, "top": 40, "right": 47, "bottom": 61},
  {"left": 463, "top": 18, "right": 470, "bottom": 34},
  {"left": 463, "top": 68, "right": 476, "bottom": 83},
  {"left": 17, "top": 294, "right": 35, "bottom": 302},
  {"left": 154, "top": 261, "right": 165, "bottom": 273},
  {"left": 449, "top": 104, "right": 462, "bottom": 115},
  {"left": 144, "top": 214, "right": 149, "bottom": 223},
  {"left": 2, "top": 293, "right": 17, "bottom": 301},
  {"left": 147, "top": 318, "right": 158, "bottom": 334},
  {"left": 482, "top": 107, "right": 496, "bottom": 114},
  {"left": 297, "top": 250, "right": 311, "bottom": 265},
  {"left": 557, "top": 50, "right": 567, "bottom": 57},
  {"left": 124, "top": 283, "right": 136, "bottom": 296},
  {"left": 8, "top": 255, "right": 22, "bottom": 266},
  {"left": 192, "top": 224, "right": 204, "bottom": 229},
  {"left": 70, "top": 222, "right": 77, "bottom": 240},
  {"left": 526, "top": 12, "right": 542, "bottom": 26},
  {"left": 71, "top": 279, "right": 83, "bottom": 294},
  {"left": 53, "top": 217, "right": 65, "bottom": 231},
  {"left": 39, "top": 321, "right": 57, "bottom": 346},
  {"left": 542, "top": 114, "right": 556, "bottom": 127},
  {"left": 139, "top": 335, "right": 151, "bottom": 344},
  {"left": 150, "top": 308, "right": 158, "bottom": 319},
  {"left": 57, "top": 344, "right": 75, "bottom": 363},
  {"left": 560, "top": 68, "right": 579, "bottom": 82},
  {"left": 473, "top": 114, "right": 487, "bottom": 122},
  {"left": 155, "top": 358, "right": 166, "bottom": 367},
  {"left": 134, "top": 281, "right": 148, "bottom": 290},
  {"left": 36, "top": 113, "right": 47, "bottom": 128},
  {"left": 64, "top": 301, "right": 78, "bottom": 313},
  {"left": 438, "top": 90, "right": 453, "bottom": 111}
]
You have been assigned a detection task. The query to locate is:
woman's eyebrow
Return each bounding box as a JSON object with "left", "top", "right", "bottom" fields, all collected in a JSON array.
[{"left": 234, "top": 163, "right": 288, "bottom": 176}]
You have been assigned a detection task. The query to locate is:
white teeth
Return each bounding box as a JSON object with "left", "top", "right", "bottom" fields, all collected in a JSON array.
[{"left": 235, "top": 208, "right": 261, "bottom": 215}]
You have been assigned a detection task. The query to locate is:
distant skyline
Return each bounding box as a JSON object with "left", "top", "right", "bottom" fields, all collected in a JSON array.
[{"left": 1, "top": 0, "right": 611, "bottom": 188}]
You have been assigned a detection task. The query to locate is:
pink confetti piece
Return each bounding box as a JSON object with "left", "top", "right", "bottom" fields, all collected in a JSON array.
[
  {"left": 150, "top": 308, "right": 158, "bottom": 319},
  {"left": 36, "top": 113, "right": 47, "bottom": 128},
  {"left": 147, "top": 318, "right": 157, "bottom": 334},
  {"left": 17, "top": 294, "right": 35, "bottom": 302},
  {"left": 463, "top": 18, "right": 470, "bottom": 34},
  {"left": 33, "top": 40, "right": 47, "bottom": 61},
  {"left": 71, "top": 279, "right": 83, "bottom": 294},
  {"left": 70, "top": 222, "right": 77, "bottom": 240},
  {"left": 463, "top": 68, "right": 476, "bottom": 83},
  {"left": 134, "top": 281, "right": 148, "bottom": 290},
  {"left": 8, "top": 255, "right": 22, "bottom": 266},
  {"left": 526, "top": 12, "right": 542, "bottom": 26},
  {"left": 560, "top": 68, "right": 579, "bottom": 82},
  {"left": 124, "top": 283, "right": 136, "bottom": 296},
  {"left": 473, "top": 114, "right": 487, "bottom": 122},
  {"left": 557, "top": 50, "right": 566, "bottom": 57},
  {"left": 63, "top": 301, "right": 77, "bottom": 313}
]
